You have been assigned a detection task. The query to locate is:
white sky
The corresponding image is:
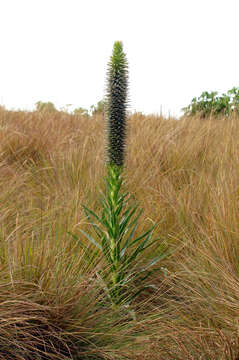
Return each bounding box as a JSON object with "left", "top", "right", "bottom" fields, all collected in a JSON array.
[{"left": 0, "top": 0, "right": 239, "bottom": 118}]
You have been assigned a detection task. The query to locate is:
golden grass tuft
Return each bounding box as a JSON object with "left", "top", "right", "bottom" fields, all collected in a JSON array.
[{"left": 1, "top": 107, "right": 239, "bottom": 358}]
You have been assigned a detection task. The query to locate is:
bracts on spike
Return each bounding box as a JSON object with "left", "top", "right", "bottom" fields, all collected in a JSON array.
[{"left": 105, "top": 41, "right": 129, "bottom": 167}]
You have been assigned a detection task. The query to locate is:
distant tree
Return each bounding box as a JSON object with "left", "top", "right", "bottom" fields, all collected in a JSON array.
[
  {"left": 73, "top": 107, "right": 89, "bottom": 118},
  {"left": 90, "top": 100, "right": 105, "bottom": 115},
  {"left": 35, "top": 101, "right": 57, "bottom": 113},
  {"left": 182, "top": 87, "right": 239, "bottom": 118}
]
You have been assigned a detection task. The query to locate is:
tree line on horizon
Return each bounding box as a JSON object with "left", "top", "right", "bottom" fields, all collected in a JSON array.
[{"left": 1, "top": 86, "right": 239, "bottom": 119}]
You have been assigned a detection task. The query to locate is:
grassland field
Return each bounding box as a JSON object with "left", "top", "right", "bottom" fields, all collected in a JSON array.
[{"left": 1, "top": 107, "right": 239, "bottom": 359}]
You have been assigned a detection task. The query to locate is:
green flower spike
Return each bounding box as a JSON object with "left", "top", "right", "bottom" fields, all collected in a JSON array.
[{"left": 105, "top": 41, "right": 129, "bottom": 167}]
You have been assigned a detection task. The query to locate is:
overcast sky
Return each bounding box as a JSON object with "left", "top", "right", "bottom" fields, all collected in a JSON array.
[{"left": 0, "top": 0, "right": 238, "bottom": 118}]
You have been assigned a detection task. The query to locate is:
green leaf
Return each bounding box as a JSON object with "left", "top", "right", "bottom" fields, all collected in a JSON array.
[
  {"left": 82, "top": 205, "right": 106, "bottom": 228},
  {"left": 82, "top": 205, "right": 106, "bottom": 239},
  {"left": 119, "top": 205, "right": 139, "bottom": 236},
  {"left": 120, "top": 224, "right": 138, "bottom": 259},
  {"left": 125, "top": 226, "right": 157, "bottom": 266},
  {"left": 120, "top": 209, "right": 143, "bottom": 258},
  {"left": 127, "top": 224, "right": 157, "bottom": 249},
  {"left": 142, "top": 252, "right": 169, "bottom": 270},
  {"left": 98, "top": 196, "right": 110, "bottom": 212},
  {"left": 101, "top": 234, "right": 114, "bottom": 265},
  {"left": 79, "top": 229, "right": 102, "bottom": 250},
  {"left": 67, "top": 231, "right": 100, "bottom": 265}
]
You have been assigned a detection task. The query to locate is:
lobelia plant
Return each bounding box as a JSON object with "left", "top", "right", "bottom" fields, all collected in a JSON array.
[{"left": 69, "top": 41, "right": 167, "bottom": 310}]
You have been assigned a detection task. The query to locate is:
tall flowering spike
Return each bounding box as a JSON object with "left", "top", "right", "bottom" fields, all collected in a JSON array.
[{"left": 105, "top": 41, "right": 129, "bottom": 167}]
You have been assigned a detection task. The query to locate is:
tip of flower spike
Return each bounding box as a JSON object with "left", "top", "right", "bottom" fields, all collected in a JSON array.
[{"left": 113, "top": 41, "right": 123, "bottom": 49}]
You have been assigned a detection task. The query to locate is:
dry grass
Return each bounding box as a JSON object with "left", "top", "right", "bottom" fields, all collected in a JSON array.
[{"left": 1, "top": 106, "right": 239, "bottom": 358}]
